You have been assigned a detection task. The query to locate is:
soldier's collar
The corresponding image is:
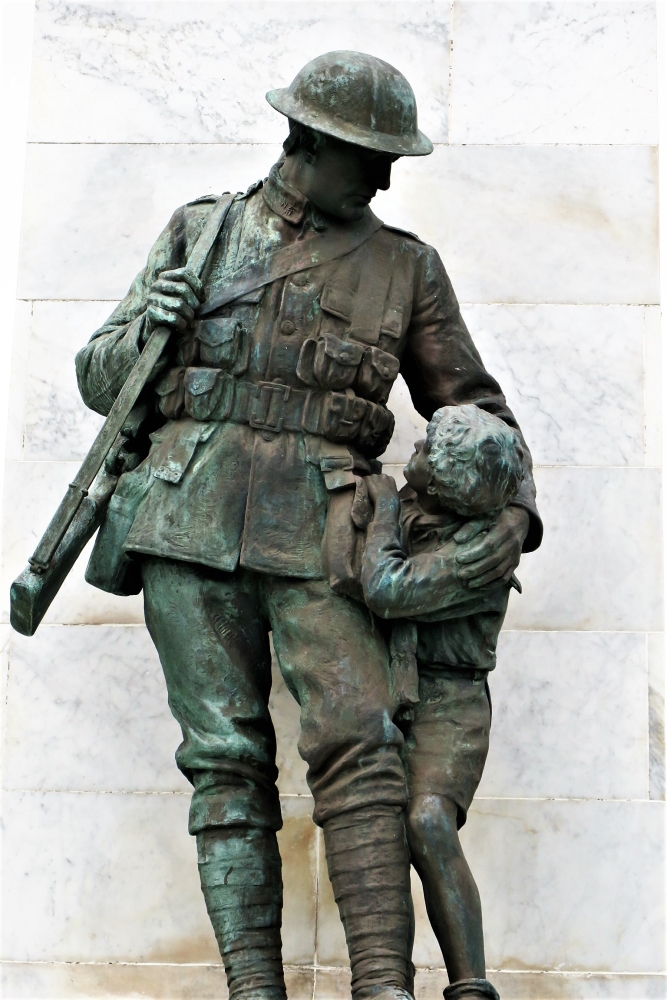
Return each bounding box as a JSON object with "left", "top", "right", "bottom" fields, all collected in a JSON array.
[{"left": 263, "top": 160, "right": 309, "bottom": 225}]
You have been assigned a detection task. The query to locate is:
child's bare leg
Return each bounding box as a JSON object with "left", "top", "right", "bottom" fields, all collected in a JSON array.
[{"left": 407, "top": 793, "right": 485, "bottom": 982}]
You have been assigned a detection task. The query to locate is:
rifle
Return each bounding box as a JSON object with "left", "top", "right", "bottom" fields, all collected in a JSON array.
[{"left": 10, "top": 192, "right": 235, "bottom": 636}]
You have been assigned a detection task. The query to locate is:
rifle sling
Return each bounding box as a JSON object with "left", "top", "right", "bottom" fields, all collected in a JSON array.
[{"left": 200, "top": 210, "right": 384, "bottom": 316}]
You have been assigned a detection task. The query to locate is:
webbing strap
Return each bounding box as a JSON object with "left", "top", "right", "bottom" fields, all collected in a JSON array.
[
  {"left": 188, "top": 192, "right": 237, "bottom": 278},
  {"left": 200, "top": 210, "right": 384, "bottom": 316},
  {"left": 348, "top": 231, "right": 395, "bottom": 345}
]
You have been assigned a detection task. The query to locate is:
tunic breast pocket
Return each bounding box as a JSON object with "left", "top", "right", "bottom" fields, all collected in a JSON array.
[
  {"left": 196, "top": 317, "right": 249, "bottom": 374},
  {"left": 355, "top": 346, "right": 401, "bottom": 403}
]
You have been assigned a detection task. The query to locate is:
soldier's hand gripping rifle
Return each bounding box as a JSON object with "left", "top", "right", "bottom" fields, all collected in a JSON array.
[{"left": 10, "top": 193, "right": 235, "bottom": 636}]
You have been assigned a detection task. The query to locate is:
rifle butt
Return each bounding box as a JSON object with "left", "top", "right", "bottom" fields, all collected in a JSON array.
[{"left": 10, "top": 481, "right": 114, "bottom": 637}]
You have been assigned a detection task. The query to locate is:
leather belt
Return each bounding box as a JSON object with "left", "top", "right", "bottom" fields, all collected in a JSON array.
[{"left": 176, "top": 368, "right": 393, "bottom": 451}]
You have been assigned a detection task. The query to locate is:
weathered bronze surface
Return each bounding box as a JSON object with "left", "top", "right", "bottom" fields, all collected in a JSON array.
[{"left": 12, "top": 51, "right": 541, "bottom": 1000}]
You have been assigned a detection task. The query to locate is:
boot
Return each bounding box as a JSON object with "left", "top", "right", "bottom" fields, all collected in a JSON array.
[
  {"left": 323, "top": 804, "right": 414, "bottom": 1000},
  {"left": 444, "top": 979, "right": 500, "bottom": 1000},
  {"left": 197, "top": 826, "right": 286, "bottom": 1000}
]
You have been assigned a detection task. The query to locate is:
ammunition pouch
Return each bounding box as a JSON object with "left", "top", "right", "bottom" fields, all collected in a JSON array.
[{"left": 296, "top": 333, "right": 364, "bottom": 391}]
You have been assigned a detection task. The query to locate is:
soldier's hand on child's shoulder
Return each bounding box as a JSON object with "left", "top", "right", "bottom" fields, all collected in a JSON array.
[
  {"left": 452, "top": 519, "right": 489, "bottom": 545},
  {"left": 455, "top": 505, "right": 529, "bottom": 588},
  {"left": 143, "top": 268, "right": 205, "bottom": 342}
]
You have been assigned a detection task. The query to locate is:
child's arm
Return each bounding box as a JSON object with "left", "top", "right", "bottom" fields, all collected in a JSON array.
[{"left": 361, "top": 476, "right": 502, "bottom": 619}]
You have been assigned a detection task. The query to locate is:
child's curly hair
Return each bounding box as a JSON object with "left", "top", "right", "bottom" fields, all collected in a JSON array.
[{"left": 425, "top": 404, "right": 525, "bottom": 516}]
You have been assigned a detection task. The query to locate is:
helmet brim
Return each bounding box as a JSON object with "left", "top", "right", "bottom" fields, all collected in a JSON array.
[{"left": 266, "top": 88, "right": 434, "bottom": 157}]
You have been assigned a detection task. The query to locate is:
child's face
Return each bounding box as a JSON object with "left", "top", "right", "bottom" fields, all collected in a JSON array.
[{"left": 404, "top": 440, "right": 431, "bottom": 495}]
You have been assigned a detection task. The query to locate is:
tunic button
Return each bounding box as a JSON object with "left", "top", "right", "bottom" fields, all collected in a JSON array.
[
  {"left": 280, "top": 320, "right": 296, "bottom": 335},
  {"left": 292, "top": 273, "right": 309, "bottom": 286}
]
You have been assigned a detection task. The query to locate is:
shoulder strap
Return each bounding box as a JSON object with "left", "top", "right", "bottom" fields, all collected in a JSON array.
[
  {"left": 187, "top": 192, "right": 236, "bottom": 278},
  {"left": 348, "top": 230, "right": 396, "bottom": 345},
  {"left": 200, "top": 210, "right": 384, "bottom": 316}
]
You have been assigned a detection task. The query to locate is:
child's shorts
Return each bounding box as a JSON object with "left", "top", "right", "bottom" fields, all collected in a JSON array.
[{"left": 403, "top": 664, "right": 491, "bottom": 829}]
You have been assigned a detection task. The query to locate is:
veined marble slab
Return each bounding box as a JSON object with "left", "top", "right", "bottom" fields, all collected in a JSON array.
[
  {"left": 18, "top": 142, "right": 283, "bottom": 301},
  {"left": 28, "top": 0, "right": 449, "bottom": 145},
  {"left": 3, "top": 964, "right": 666, "bottom": 1000},
  {"left": 18, "top": 143, "right": 659, "bottom": 304},
  {"left": 504, "top": 467, "right": 663, "bottom": 633},
  {"left": 318, "top": 799, "right": 665, "bottom": 973},
  {"left": 649, "top": 632, "right": 665, "bottom": 800},
  {"left": 1, "top": 790, "right": 317, "bottom": 965},
  {"left": 385, "top": 305, "right": 648, "bottom": 468},
  {"left": 373, "top": 144, "right": 659, "bottom": 305},
  {"left": 4, "top": 624, "right": 309, "bottom": 796},
  {"left": 22, "top": 301, "right": 110, "bottom": 461},
  {"left": 450, "top": 1, "right": 658, "bottom": 145},
  {"left": 480, "top": 631, "right": 649, "bottom": 800}
]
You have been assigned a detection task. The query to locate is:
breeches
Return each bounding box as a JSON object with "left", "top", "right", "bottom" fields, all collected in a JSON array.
[
  {"left": 142, "top": 557, "right": 407, "bottom": 832},
  {"left": 403, "top": 666, "right": 491, "bottom": 830}
]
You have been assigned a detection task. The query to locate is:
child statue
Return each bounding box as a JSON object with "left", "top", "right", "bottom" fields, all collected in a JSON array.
[{"left": 360, "top": 403, "right": 526, "bottom": 1000}]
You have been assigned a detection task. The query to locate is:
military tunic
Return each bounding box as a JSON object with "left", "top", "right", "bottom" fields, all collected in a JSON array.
[{"left": 76, "top": 162, "right": 542, "bottom": 585}]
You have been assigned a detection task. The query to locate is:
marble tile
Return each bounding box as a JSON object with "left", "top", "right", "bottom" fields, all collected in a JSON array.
[
  {"left": 317, "top": 800, "right": 666, "bottom": 973},
  {"left": 271, "top": 653, "right": 311, "bottom": 798},
  {"left": 645, "top": 306, "right": 662, "bottom": 468},
  {"left": 8, "top": 964, "right": 663, "bottom": 1000},
  {"left": 2, "top": 460, "right": 145, "bottom": 625},
  {"left": 1, "top": 790, "right": 317, "bottom": 965},
  {"left": 460, "top": 799, "right": 665, "bottom": 974},
  {"left": 462, "top": 305, "right": 645, "bottom": 468},
  {"left": 373, "top": 144, "right": 659, "bottom": 305},
  {"left": 478, "top": 631, "right": 649, "bottom": 800},
  {"left": 19, "top": 143, "right": 659, "bottom": 306},
  {"left": 449, "top": 2, "right": 658, "bottom": 145},
  {"left": 18, "top": 142, "right": 283, "bottom": 301},
  {"left": 4, "top": 625, "right": 188, "bottom": 793},
  {"left": 28, "top": 1, "right": 449, "bottom": 145},
  {"left": 2, "top": 790, "right": 219, "bottom": 962},
  {"left": 1, "top": 962, "right": 315, "bottom": 1000},
  {"left": 649, "top": 633, "right": 665, "bottom": 801},
  {"left": 22, "top": 301, "right": 112, "bottom": 461},
  {"left": 277, "top": 797, "right": 318, "bottom": 965},
  {"left": 5, "top": 301, "right": 32, "bottom": 462},
  {"left": 314, "top": 966, "right": 352, "bottom": 1000},
  {"left": 376, "top": 305, "right": 648, "bottom": 469},
  {"left": 0, "top": 625, "right": 10, "bottom": 784},
  {"left": 504, "top": 467, "right": 663, "bottom": 633},
  {"left": 415, "top": 969, "right": 667, "bottom": 1000},
  {"left": 384, "top": 375, "right": 428, "bottom": 466}
]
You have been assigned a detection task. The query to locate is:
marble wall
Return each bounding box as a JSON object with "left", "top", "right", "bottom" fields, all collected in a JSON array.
[{"left": 1, "top": 2, "right": 664, "bottom": 999}]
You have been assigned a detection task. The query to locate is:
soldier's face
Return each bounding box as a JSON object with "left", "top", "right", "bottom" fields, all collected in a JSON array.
[{"left": 303, "top": 137, "right": 399, "bottom": 221}]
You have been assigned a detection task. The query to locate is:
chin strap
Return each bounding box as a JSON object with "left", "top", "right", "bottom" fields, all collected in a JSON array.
[{"left": 444, "top": 979, "right": 500, "bottom": 1000}]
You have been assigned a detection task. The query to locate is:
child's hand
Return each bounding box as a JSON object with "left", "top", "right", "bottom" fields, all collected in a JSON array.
[{"left": 365, "top": 474, "right": 400, "bottom": 515}]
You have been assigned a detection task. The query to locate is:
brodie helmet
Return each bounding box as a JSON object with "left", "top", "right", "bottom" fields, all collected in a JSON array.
[{"left": 266, "top": 51, "right": 433, "bottom": 157}]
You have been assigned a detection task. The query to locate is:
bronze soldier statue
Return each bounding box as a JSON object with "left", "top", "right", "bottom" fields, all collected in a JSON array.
[{"left": 69, "top": 52, "right": 541, "bottom": 1000}]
